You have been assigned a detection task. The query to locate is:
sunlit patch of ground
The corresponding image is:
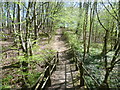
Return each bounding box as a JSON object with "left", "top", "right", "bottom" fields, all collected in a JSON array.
[{"left": 1, "top": 35, "right": 54, "bottom": 88}]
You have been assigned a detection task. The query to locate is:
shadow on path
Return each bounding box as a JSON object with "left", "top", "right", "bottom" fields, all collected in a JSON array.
[{"left": 48, "top": 29, "right": 80, "bottom": 89}]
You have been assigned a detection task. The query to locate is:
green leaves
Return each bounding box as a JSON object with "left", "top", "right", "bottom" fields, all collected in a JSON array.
[
  {"left": 106, "top": 51, "right": 115, "bottom": 57},
  {"left": 64, "top": 31, "right": 83, "bottom": 53},
  {"left": 55, "top": 6, "right": 79, "bottom": 29},
  {"left": 17, "top": 43, "right": 56, "bottom": 63},
  {"left": 28, "top": 72, "right": 42, "bottom": 85}
]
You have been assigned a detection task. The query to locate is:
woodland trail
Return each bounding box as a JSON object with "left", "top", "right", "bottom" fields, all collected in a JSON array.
[{"left": 48, "top": 29, "right": 79, "bottom": 89}]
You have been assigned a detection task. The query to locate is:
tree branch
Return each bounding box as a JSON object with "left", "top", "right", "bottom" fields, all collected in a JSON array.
[
  {"left": 95, "top": 4, "right": 108, "bottom": 31},
  {"left": 108, "top": 0, "right": 118, "bottom": 18},
  {"left": 113, "top": 59, "right": 120, "bottom": 66},
  {"left": 101, "top": 1, "right": 119, "bottom": 22}
]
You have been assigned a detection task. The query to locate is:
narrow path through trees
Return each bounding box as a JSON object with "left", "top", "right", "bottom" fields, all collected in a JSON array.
[{"left": 48, "top": 29, "right": 79, "bottom": 89}]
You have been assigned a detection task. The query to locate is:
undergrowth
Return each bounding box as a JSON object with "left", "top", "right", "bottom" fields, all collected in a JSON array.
[{"left": 63, "top": 30, "right": 119, "bottom": 88}]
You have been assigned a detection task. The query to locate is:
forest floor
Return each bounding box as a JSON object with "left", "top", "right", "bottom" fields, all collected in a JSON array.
[
  {"left": 1, "top": 32, "right": 52, "bottom": 88},
  {"left": 49, "top": 28, "right": 80, "bottom": 89},
  {"left": 1, "top": 28, "right": 80, "bottom": 89}
]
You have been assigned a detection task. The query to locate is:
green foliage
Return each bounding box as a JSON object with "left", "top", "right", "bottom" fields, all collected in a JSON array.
[
  {"left": 2, "top": 75, "right": 13, "bottom": 89},
  {"left": 55, "top": 6, "right": 79, "bottom": 29},
  {"left": 89, "top": 47, "right": 102, "bottom": 55},
  {"left": 2, "top": 1, "right": 119, "bottom": 89},
  {"left": 28, "top": 72, "right": 42, "bottom": 85},
  {"left": 17, "top": 43, "right": 56, "bottom": 63},
  {"left": 2, "top": 75, "right": 13, "bottom": 84},
  {"left": 64, "top": 31, "right": 83, "bottom": 52},
  {"left": 2, "top": 85, "right": 11, "bottom": 90}
]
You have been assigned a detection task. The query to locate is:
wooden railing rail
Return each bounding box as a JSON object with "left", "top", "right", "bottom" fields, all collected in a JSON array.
[
  {"left": 73, "top": 51, "right": 100, "bottom": 88},
  {"left": 30, "top": 52, "right": 59, "bottom": 90}
]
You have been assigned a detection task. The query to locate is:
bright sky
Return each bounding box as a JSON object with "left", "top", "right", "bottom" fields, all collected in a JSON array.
[{"left": 0, "top": 0, "right": 119, "bottom": 2}]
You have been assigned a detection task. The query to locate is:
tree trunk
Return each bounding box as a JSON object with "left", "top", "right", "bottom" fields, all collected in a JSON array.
[
  {"left": 33, "top": 2, "right": 37, "bottom": 43},
  {"left": 17, "top": 3, "right": 25, "bottom": 52},
  {"left": 13, "top": 3, "right": 17, "bottom": 45},
  {"left": 110, "top": 22, "right": 115, "bottom": 50},
  {"left": 99, "top": 69, "right": 110, "bottom": 89},
  {"left": 83, "top": 2, "right": 89, "bottom": 62},
  {"left": 25, "top": 2, "right": 31, "bottom": 57},
  {"left": 87, "top": 3, "right": 95, "bottom": 53}
]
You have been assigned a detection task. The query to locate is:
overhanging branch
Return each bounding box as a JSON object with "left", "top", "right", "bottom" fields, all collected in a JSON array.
[
  {"left": 101, "top": 1, "right": 119, "bottom": 22},
  {"left": 95, "top": 4, "right": 108, "bottom": 31}
]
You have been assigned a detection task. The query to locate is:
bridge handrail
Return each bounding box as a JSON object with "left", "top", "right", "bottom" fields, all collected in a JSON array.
[
  {"left": 73, "top": 50, "right": 100, "bottom": 88},
  {"left": 30, "top": 52, "right": 59, "bottom": 90}
]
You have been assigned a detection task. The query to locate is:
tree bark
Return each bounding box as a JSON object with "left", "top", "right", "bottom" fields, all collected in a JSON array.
[
  {"left": 17, "top": 3, "right": 25, "bottom": 52},
  {"left": 83, "top": 2, "right": 89, "bottom": 62},
  {"left": 33, "top": 2, "right": 37, "bottom": 43},
  {"left": 87, "top": 3, "right": 95, "bottom": 53}
]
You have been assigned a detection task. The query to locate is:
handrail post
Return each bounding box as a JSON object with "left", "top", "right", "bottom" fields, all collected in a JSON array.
[
  {"left": 45, "top": 60, "right": 50, "bottom": 68},
  {"left": 47, "top": 66, "right": 51, "bottom": 87},
  {"left": 73, "top": 51, "right": 78, "bottom": 71},
  {"left": 79, "top": 62, "right": 84, "bottom": 87},
  {"left": 75, "top": 57, "right": 78, "bottom": 71},
  {"left": 45, "top": 66, "right": 51, "bottom": 87},
  {"left": 44, "top": 67, "right": 49, "bottom": 78},
  {"left": 54, "top": 56, "right": 56, "bottom": 64},
  {"left": 53, "top": 58, "right": 56, "bottom": 71},
  {"left": 56, "top": 51, "right": 59, "bottom": 63},
  {"left": 47, "top": 74, "right": 51, "bottom": 87}
]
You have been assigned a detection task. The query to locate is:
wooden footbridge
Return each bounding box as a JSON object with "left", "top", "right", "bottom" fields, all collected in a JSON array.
[
  {"left": 28, "top": 29, "right": 100, "bottom": 90},
  {"left": 29, "top": 50, "right": 100, "bottom": 90}
]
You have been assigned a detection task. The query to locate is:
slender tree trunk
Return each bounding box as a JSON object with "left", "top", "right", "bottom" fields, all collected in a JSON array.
[
  {"left": 41, "top": 2, "right": 44, "bottom": 31},
  {"left": 83, "top": 2, "right": 89, "bottom": 62},
  {"left": 17, "top": 3, "right": 25, "bottom": 52},
  {"left": 33, "top": 2, "right": 37, "bottom": 43},
  {"left": 76, "top": 2, "right": 82, "bottom": 35},
  {"left": 6, "top": 2, "right": 9, "bottom": 30},
  {"left": 110, "top": 22, "right": 115, "bottom": 50},
  {"left": 94, "top": 24, "right": 98, "bottom": 43},
  {"left": 25, "top": 2, "right": 31, "bottom": 57},
  {"left": 1, "top": 3, "right": 4, "bottom": 32},
  {"left": 87, "top": 3, "right": 95, "bottom": 53},
  {"left": 113, "top": 1, "right": 120, "bottom": 50},
  {"left": 101, "top": 30, "right": 109, "bottom": 55},
  {"left": 117, "top": 0, "right": 120, "bottom": 79},
  {"left": 13, "top": 3, "right": 17, "bottom": 45},
  {"left": 46, "top": 2, "right": 49, "bottom": 29}
]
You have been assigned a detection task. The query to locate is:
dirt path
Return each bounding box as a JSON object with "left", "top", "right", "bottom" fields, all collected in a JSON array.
[
  {"left": 49, "top": 29, "right": 79, "bottom": 89},
  {"left": 51, "top": 29, "right": 68, "bottom": 52}
]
